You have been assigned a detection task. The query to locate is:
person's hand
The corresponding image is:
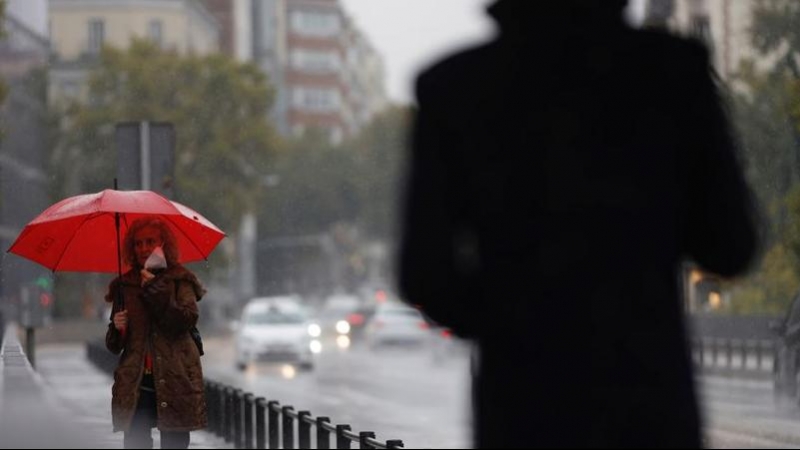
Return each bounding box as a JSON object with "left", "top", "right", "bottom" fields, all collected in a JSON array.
[
  {"left": 113, "top": 310, "right": 128, "bottom": 332},
  {"left": 140, "top": 269, "right": 155, "bottom": 287}
]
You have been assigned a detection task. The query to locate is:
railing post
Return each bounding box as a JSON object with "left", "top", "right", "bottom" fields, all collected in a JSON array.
[
  {"left": 256, "top": 398, "right": 267, "bottom": 449},
  {"left": 216, "top": 384, "right": 225, "bottom": 438},
  {"left": 726, "top": 339, "right": 733, "bottom": 368},
  {"left": 282, "top": 406, "right": 295, "bottom": 449},
  {"left": 699, "top": 338, "right": 706, "bottom": 367},
  {"left": 740, "top": 340, "right": 748, "bottom": 370},
  {"left": 756, "top": 340, "right": 763, "bottom": 370},
  {"left": 212, "top": 383, "right": 222, "bottom": 435},
  {"left": 204, "top": 382, "right": 215, "bottom": 435},
  {"left": 234, "top": 389, "right": 244, "bottom": 449},
  {"left": 772, "top": 340, "right": 779, "bottom": 373},
  {"left": 298, "top": 411, "right": 312, "bottom": 449},
  {"left": 317, "top": 417, "right": 332, "bottom": 449},
  {"left": 711, "top": 338, "right": 719, "bottom": 367},
  {"left": 336, "top": 424, "right": 352, "bottom": 449},
  {"left": 245, "top": 393, "right": 255, "bottom": 449},
  {"left": 268, "top": 401, "right": 280, "bottom": 449},
  {"left": 386, "top": 440, "right": 405, "bottom": 449},
  {"left": 224, "top": 387, "right": 234, "bottom": 443},
  {"left": 359, "top": 431, "right": 376, "bottom": 449}
]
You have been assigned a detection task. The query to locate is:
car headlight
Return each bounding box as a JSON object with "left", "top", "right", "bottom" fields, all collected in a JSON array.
[
  {"left": 308, "top": 324, "right": 322, "bottom": 338},
  {"left": 310, "top": 340, "right": 322, "bottom": 354},
  {"left": 336, "top": 320, "right": 351, "bottom": 335}
]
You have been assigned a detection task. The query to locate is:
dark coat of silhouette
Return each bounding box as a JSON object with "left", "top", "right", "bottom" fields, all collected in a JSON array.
[{"left": 399, "top": 1, "right": 758, "bottom": 448}]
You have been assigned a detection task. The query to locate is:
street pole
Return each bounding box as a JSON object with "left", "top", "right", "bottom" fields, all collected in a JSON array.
[
  {"left": 26, "top": 327, "right": 35, "bottom": 369},
  {"left": 140, "top": 121, "right": 151, "bottom": 191}
]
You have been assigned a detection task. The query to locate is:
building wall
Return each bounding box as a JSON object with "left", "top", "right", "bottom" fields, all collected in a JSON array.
[
  {"left": 233, "top": 0, "right": 253, "bottom": 62},
  {"left": 253, "top": 0, "right": 289, "bottom": 134},
  {"left": 658, "top": 0, "right": 774, "bottom": 79},
  {"left": 252, "top": 0, "right": 386, "bottom": 144},
  {"left": 47, "top": 0, "right": 220, "bottom": 104},
  {"left": 0, "top": 9, "right": 51, "bottom": 310},
  {"left": 49, "top": 0, "right": 219, "bottom": 61},
  {"left": 200, "top": 0, "right": 252, "bottom": 61}
]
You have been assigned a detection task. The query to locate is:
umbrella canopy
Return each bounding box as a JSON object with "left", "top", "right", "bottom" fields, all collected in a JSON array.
[{"left": 8, "top": 189, "right": 225, "bottom": 273}]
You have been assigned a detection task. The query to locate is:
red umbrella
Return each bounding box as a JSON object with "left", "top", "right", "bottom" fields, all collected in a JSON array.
[{"left": 7, "top": 189, "right": 225, "bottom": 274}]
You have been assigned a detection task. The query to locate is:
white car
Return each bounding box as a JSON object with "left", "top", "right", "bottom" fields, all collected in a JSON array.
[
  {"left": 235, "top": 296, "right": 316, "bottom": 371},
  {"left": 365, "top": 303, "right": 432, "bottom": 347}
]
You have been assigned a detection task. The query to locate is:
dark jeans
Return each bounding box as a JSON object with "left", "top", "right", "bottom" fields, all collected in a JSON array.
[{"left": 124, "top": 379, "right": 190, "bottom": 449}]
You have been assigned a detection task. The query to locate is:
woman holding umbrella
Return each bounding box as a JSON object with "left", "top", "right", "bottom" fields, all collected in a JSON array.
[{"left": 106, "top": 216, "right": 207, "bottom": 449}]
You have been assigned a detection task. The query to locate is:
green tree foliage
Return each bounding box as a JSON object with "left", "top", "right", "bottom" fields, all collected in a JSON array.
[
  {"left": 751, "top": 0, "right": 800, "bottom": 77},
  {"left": 258, "top": 106, "right": 410, "bottom": 241},
  {"left": 722, "top": 0, "right": 800, "bottom": 314},
  {"left": 259, "top": 129, "right": 360, "bottom": 237},
  {"left": 55, "top": 39, "right": 280, "bottom": 233},
  {"left": 349, "top": 106, "right": 411, "bottom": 240},
  {"left": 732, "top": 64, "right": 799, "bottom": 221},
  {"left": 726, "top": 187, "right": 800, "bottom": 315}
]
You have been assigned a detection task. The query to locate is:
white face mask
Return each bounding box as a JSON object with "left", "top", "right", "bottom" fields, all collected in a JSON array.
[{"left": 144, "top": 246, "right": 167, "bottom": 271}]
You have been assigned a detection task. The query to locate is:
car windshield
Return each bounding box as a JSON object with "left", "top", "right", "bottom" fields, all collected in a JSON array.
[{"left": 245, "top": 310, "right": 305, "bottom": 325}]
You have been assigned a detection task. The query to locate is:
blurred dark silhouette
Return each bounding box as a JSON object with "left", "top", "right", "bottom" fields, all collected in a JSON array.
[{"left": 399, "top": 0, "right": 758, "bottom": 448}]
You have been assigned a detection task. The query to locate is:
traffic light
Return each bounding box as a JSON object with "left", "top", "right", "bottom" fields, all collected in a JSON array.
[{"left": 35, "top": 275, "right": 52, "bottom": 291}]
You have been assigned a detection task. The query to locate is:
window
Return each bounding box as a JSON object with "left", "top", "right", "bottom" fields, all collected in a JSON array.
[
  {"left": 290, "top": 50, "right": 341, "bottom": 73},
  {"left": 290, "top": 11, "right": 341, "bottom": 37},
  {"left": 148, "top": 20, "right": 163, "bottom": 47},
  {"left": 292, "top": 88, "right": 341, "bottom": 112},
  {"left": 88, "top": 19, "right": 105, "bottom": 55}
]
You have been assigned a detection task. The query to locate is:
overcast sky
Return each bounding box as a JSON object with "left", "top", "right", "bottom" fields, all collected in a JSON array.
[
  {"left": 340, "top": 0, "right": 496, "bottom": 105},
  {"left": 340, "top": 0, "right": 646, "bottom": 105}
]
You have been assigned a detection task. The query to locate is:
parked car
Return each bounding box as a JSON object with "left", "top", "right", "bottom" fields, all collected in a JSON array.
[
  {"left": 364, "top": 302, "right": 432, "bottom": 348},
  {"left": 234, "top": 296, "right": 316, "bottom": 371}
]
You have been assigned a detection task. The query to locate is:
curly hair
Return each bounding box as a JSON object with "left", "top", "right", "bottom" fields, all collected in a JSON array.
[{"left": 122, "top": 216, "right": 180, "bottom": 269}]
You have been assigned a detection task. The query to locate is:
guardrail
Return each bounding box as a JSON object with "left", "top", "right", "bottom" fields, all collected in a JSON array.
[
  {"left": 689, "top": 313, "right": 780, "bottom": 376},
  {"left": 204, "top": 381, "right": 404, "bottom": 449},
  {"left": 86, "top": 339, "right": 405, "bottom": 449},
  {"left": 692, "top": 337, "right": 776, "bottom": 374}
]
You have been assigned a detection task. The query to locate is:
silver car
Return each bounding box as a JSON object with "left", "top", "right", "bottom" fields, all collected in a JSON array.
[{"left": 364, "top": 303, "right": 432, "bottom": 348}]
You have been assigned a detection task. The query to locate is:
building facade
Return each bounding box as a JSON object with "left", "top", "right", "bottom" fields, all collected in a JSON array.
[
  {"left": 253, "top": 0, "right": 387, "bottom": 144},
  {"left": 48, "top": 0, "right": 220, "bottom": 101},
  {"left": 645, "top": 0, "right": 773, "bottom": 79},
  {"left": 201, "top": 0, "right": 253, "bottom": 62}
]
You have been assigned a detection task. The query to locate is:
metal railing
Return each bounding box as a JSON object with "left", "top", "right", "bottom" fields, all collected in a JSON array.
[
  {"left": 692, "top": 337, "right": 776, "bottom": 374},
  {"left": 85, "top": 340, "right": 405, "bottom": 449},
  {"left": 204, "top": 381, "right": 405, "bottom": 449}
]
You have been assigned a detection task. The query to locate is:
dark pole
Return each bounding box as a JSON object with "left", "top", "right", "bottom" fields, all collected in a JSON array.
[
  {"left": 26, "top": 326, "right": 35, "bottom": 369},
  {"left": 114, "top": 179, "right": 124, "bottom": 311}
]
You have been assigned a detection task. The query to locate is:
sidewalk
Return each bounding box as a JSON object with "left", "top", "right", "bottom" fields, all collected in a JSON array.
[{"left": 33, "top": 343, "right": 230, "bottom": 449}]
